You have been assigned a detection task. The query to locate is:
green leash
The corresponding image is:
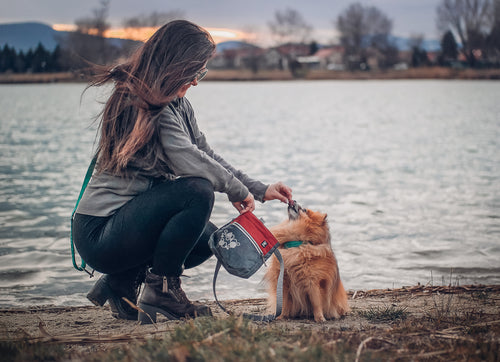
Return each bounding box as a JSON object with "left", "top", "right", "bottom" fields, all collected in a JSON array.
[{"left": 70, "top": 156, "right": 97, "bottom": 277}]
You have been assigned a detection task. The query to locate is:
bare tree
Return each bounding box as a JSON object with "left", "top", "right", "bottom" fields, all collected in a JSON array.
[
  {"left": 122, "top": 10, "right": 185, "bottom": 41},
  {"left": 437, "top": 0, "right": 493, "bottom": 65},
  {"left": 268, "top": 8, "right": 312, "bottom": 45},
  {"left": 63, "top": 0, "right": 114, "bottom": 65},
  {"left": 486, "top": 0, "right": 500, "bottom": 62},
  {"left": 336, "top": 2, "right": 394, "bottom": 69},
  {"left": 75, "top": 0, "right": 110, "bottom": 37},
  {"left": 123, "top": 10, "right": 185, "bottom": 29}
]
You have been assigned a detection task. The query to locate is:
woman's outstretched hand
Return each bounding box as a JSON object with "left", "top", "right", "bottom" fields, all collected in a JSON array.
[
  {"left": 263, "top": 182, "right": 293, "bottom": 203},
  {"left": 233, "top": 182, "right": 292, "bottom": 214},
  {"left": 232, "top": 193, "right": 255, "bottom": 214}
]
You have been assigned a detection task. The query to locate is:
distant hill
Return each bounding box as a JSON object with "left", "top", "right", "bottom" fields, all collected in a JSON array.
[
  {"left": 390, "top": 36, "right": 441, "bottom": 52},
  {"left": 216, "top": 41, "right": 260, "bottom": 52},
  {"left": 0, "top": 22, "right": 141, "bottom": 52},
  {"left": 0, "top": 22, "right": 65, "bottom": 51}
]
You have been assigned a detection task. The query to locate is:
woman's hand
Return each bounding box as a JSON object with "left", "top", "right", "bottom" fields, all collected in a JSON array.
[
  {"left": 232, "top": 193, "right": 255, "bottom": 214},
  {"left": 263, "top": 182, "right": 293, "bottom": 203}
]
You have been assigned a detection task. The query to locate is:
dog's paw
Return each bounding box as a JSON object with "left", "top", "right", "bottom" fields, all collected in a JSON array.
[{"left": 314, "top": 314, "right": 326, "bottom": 323}]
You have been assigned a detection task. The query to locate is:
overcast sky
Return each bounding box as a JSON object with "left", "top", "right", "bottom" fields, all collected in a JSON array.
[{"left": 0, "top": 0, "right": 443, "bottom": 42}]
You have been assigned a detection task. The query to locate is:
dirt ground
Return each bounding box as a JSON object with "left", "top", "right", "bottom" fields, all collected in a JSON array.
[{"left": 1, "top": 284, "right": 499, "bottom": 360}]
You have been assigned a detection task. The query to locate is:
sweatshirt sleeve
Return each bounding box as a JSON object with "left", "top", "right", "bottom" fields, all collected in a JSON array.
[
  {"left": 195, "top": 131, "right": 268, "bottom": 202},
  {"left": 183, "top": 100, "right": 269, "bottom": 202},
  {"left": 159, "top": 106, "right": 249, "bottom": 203}
]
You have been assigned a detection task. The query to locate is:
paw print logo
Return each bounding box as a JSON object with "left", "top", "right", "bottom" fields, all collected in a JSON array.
[{"left": 219, "top": 229, "right": 240, "bottom": 250}]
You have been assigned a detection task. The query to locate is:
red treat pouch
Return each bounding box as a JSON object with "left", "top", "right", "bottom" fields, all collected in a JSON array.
[
  {"left": 209, "top": 212, "right": 279, "bottom": 278},
  {"left": 209, "top": 212, "right": 284, "bottom": 321}
]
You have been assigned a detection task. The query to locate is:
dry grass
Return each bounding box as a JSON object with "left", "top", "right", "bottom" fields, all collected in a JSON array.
[
  {"left": 0, "top": 72, "right": 82, "bottom": 84},
  {"left": 357, "top": 304, "right": 408, "bottom": 323}
]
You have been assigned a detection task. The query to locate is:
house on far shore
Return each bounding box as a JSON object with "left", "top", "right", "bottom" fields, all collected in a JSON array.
[
  {"left": 296, "top": 46, "right": 345, "bottom": 70},
  {"left": 210, "top": 41, "right": 350, "bottom": 72},
  {"left": 262, "top": 43, "right": 311, "bottom": 70},
  {"left": 209, "top": 42, "right": 264, "bottom": 70}
]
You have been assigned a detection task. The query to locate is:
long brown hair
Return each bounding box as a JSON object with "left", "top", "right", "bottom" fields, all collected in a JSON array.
[{"left": 90, "top": 20, "right": 215, "bottom": 175}]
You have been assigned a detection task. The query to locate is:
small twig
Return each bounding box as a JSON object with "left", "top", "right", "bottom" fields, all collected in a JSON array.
[
  {"left": 37, "top": 320, "right": 53, "bottom": 338},
  {"left": 122, "top": 297, "right": 157, "bottom": 329},
  {"left": 199, "top": 328, "right": 230, "bottom": 345},
  {"left": 462, "top": 319, "right": 500, "bottom": 329},
  {"left": 168, "top": 327, "right": 231, "bottom": 361},
  {"left": 355, "top": 337, "right": 395, "bottom": 362},
  {"left": 436, "top": 319, "right": 500, "bottom": 336},
  {"left": 355, "top": 337, "right": 374, "bottom": 362},
  {"left": 432, "top": 332, "right": 476, "bottom": 343},
  {"left": 417, "top": 349, "right": 455, "bottom": 358}
]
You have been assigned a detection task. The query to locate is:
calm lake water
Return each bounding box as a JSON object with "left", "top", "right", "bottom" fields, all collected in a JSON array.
[{"left": 0, "top": 80, "right": 499, "bottom": 307}]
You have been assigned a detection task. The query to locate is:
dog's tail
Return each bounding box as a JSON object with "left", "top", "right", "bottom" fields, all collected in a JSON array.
[{"left": 334, "top": 279, "right": 350, "bottom": 315}]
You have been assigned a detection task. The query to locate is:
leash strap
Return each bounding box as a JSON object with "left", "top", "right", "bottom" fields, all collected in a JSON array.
[
  {"left": 212, "top": 249, "right": 285, "bottom": 322},
  {"left": 70, "top": 155, "right": 97, "bottom": 277}
]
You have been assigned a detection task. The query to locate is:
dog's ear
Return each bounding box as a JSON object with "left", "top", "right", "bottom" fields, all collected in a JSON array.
[{"left": 322, "top": 214, "right": 328, "bottom": 225}]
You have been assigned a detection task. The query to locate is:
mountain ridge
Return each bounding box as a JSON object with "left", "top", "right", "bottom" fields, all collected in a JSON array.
[
  {"left": 0, "top": 22, "right": 139, "bottom": 52},
  {"left": 0, "top": 22, "right": 64, "bottom": 51}
]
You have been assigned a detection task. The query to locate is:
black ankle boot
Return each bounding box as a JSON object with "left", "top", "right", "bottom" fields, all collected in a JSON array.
[
  {"left": 138, "top": 271, "right": 212, "bottom": 324},
  {"left": 87, "top": 268, "right": 146, "bottom": 320}
]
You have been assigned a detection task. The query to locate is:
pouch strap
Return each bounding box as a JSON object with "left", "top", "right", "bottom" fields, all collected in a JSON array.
[{"left": 212, "top": 249, "right": 284, "bottom": 322}]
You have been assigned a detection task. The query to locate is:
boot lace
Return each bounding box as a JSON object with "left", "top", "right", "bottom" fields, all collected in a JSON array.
[{"left": 166, "top": 276, "right": 191, "bottom": 304}]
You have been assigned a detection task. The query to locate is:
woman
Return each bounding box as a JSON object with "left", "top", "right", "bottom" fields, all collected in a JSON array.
[{"left": 73, "top": 20, "right": 292, "bottom": 323}]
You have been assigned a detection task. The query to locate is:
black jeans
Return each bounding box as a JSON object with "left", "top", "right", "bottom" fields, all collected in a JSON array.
[{"left": 73, "top": 177, "right": 216, "bottom": 277}]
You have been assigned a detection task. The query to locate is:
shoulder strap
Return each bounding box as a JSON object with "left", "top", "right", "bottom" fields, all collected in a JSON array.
[
  {"left": 70, "top": 156, "right": 97, "bottom": 276},
  {"left": 212, "top": 249, "right": 285, "bottom": 322}
]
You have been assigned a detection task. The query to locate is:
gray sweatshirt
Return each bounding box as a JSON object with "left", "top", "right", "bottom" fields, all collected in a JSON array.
[{"left": 76, "top": 97, "right": 268, "bottom": 217}]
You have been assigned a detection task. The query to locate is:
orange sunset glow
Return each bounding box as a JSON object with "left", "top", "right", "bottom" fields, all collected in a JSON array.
[{"left": 52, "top": 24, "right": 249, "bottom": 44}]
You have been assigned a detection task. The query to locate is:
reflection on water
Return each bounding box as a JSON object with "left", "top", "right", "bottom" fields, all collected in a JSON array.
[{"left": 0, "top": 81, "right": 499, "bottom": 307}]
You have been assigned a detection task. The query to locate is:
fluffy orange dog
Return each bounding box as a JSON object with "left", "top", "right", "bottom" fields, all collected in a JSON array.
[{"left": 264, "top": 201, "right": 349, "bottom": 322}]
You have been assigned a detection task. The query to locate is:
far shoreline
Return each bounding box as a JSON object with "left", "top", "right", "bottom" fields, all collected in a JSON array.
[{"left": 1, "top": 67, "right": 500, "bottom": 84}]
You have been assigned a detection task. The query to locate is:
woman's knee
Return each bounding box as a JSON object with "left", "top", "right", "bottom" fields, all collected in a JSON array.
[{"left": 182, "top": 177, "right": 214, "bottom": 208}]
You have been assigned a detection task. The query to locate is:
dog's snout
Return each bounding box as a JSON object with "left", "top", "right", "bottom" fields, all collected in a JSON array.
[{"left": 287, "top": 200, "right": 303, "bottom": 220}]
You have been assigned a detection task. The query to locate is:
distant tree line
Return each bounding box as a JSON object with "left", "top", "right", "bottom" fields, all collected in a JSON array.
[
  {"left": 0, "top": 0, "right": 150, "bottom": 74},
  {"left": 437, "top": 0, "right": 500, "bottom": 67},
  {"left": 0, "top": 43, "right": 68, "bottom": 73},
  {"left": 332, "top": 0, "right": 499, "bottom": 70}
]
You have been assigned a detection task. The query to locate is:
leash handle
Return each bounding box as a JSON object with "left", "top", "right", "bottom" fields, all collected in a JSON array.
[
  {"left": 70, "top": 155, "right": 97, "bottom": 277},
  {"left": 212, "top": 249, "right": 284, "bottom": 322}
]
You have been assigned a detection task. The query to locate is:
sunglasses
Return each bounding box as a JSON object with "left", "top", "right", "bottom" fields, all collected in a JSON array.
[{"left": 187, "top": 67, "right": 208, "bottom": 84}]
